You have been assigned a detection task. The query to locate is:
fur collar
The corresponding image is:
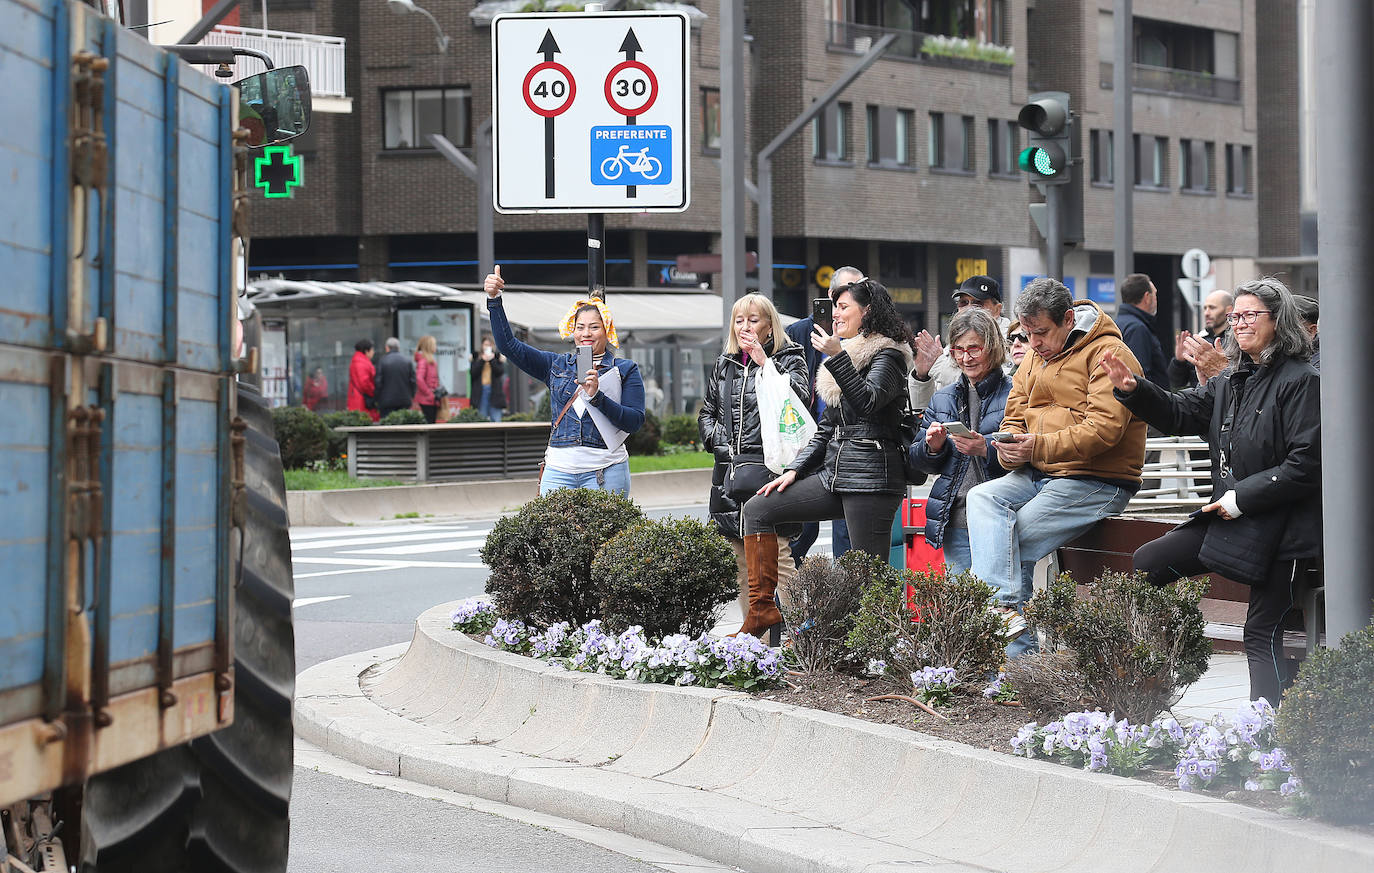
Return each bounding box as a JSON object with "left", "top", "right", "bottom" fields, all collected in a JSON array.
[{"left": 815, "top": 332, "right": 915, "bottom": 407}]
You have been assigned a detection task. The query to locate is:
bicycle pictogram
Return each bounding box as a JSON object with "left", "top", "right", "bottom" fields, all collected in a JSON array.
[{"left": 598, "top": 144, "right": 663, "bottom": 181}]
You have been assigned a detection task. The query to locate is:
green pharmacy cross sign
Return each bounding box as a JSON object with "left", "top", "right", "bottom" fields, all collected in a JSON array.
[{"left": 255, "top": 145, "right": 303, "bottom": 198}]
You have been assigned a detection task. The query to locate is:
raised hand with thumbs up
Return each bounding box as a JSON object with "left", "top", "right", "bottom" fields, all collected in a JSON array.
[{"left": 484, "top": 264, "right": 504, "bottom": 299}]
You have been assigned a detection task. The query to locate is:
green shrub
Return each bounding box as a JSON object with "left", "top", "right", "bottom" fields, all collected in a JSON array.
[
  {"left": 660, "top": 414, "right": 700, "bottom": 448},
  {"left": 449, "top": 406, "right": 491, "bottom": 423},
  {"left": 847, "top": 563, "right": 1007, "bottom": 689},
  {"left": 269, "top": 406, "right": 330, "bottom": 470},
  {"left": 380, "top": 409, "right": 426, "bottom": 426},
  {"left": 592, "top": 517, "right": 737, "bottom": 639},
  {"left": 481, "top": 488, "right": 644, "bottom": 626},
  {"left": 779, "top": 555, "right": 865, "bottom": 674},
  {"left": 625, "top": 410, "right": 662, "bottom": 455},
  {"left": 320, "top": 410, "right": 372, "bottom": 460},
  {"left": 536, "top": 391, "right": 552, "bottom": 419},
  {"left": 1277, "top": 618, "right": 1374, "bottom": 825},
  {"left": 1024, "top": 570, "right": 1212, "bottom": 723},
  {"left": 504, "top": 411, "right": 537, "bottom": 422}
]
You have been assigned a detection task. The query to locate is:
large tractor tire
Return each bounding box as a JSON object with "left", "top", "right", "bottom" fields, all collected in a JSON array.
[{"left": 78, "top": 383, "right": 295, "bottom": 872}]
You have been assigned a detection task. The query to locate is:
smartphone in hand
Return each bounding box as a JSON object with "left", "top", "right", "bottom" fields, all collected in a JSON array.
[
  {"left": 812, "top": 297, "right": 833, "bottom": 334},
  {"left": 577, "top": 345, "right": 595, "bottom": 384},
  {"left": 990, "top": 432, "right": 1017, "bottom": 442},
  {"left": 942, "top": 421, "right": 976, "bottom": 438}
]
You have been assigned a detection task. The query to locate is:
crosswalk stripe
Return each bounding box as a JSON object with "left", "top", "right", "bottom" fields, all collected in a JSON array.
[
  {"left": 292, "top": 556, "right": 487, "bottom": 569},
  {"left": 291, "top": 529, "right": 492, "bottom": 551},
  {"left": 289, "top": 525, "right": 463, "bottom": 541},
  {"left": 293, "top": 595, "right": 352, "bottom": 607},
  {"left": 342, "top": 538, "right": 488, "bottom": 556}
]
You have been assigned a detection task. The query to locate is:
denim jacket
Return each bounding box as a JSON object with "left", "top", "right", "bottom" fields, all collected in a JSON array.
[{"left": 488, "top": 296, "right": 646, "bottom": 448}]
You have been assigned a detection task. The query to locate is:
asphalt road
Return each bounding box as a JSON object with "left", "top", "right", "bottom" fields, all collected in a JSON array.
[{"left": 288, "top": 501, "right": 820, "bottom": 871}]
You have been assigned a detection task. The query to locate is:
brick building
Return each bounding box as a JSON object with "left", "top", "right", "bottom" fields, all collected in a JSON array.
[{"left": 223, "top": 0, "right": 1288, "bottom": 352}]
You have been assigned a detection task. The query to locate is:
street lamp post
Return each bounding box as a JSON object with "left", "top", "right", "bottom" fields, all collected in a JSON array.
[{"left": 387, "top": 0, "right": 450, "bottom": 54}]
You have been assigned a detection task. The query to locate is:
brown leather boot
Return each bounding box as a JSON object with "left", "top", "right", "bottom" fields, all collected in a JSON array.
[{"left": 735, "top": 533, "right": 783, "bottom": 639}]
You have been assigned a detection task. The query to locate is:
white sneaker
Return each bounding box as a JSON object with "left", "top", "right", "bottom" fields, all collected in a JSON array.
[{"left": 991, "top": 607, "right": 1027, "bottom": 640}]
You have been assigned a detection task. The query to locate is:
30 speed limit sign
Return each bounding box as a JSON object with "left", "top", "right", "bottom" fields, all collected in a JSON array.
[{"left": 492, "top": 10, "right": 689, "bottom": 213}]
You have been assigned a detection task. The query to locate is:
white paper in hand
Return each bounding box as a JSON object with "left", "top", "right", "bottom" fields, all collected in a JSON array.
[{"left": 574, "top": 366, "right": 629, "bottom": 451}]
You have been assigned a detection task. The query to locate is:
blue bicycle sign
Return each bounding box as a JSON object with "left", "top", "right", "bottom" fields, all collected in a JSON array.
[{"left": 590, "top": 125, "right": 673, "bottom": 185}]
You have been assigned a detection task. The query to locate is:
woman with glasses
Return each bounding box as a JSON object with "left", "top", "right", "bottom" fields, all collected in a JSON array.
[
  {"left": 1101, "top": 278, "right": 1320, "bottom": 705},
  {"left": 740, "top": 279, "right": 916, "bottom": 640},
  {"left": 910, "top": 308, "right": 1013, "bottom": 573},
  {"left": 1006, "top": 323, "right": 1030, "bottom": 368}
]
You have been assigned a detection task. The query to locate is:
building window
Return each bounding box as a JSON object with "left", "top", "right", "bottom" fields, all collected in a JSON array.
[
  {"left": 1180, "top": 138, "right": 1214, "bottom": 192},
  {"left": 928, "top": 112, "right": 944, "bottom": 168},
  {"left": 988, "top": 119, "right": 1018, "bottom": 175},
  {"left": 960, "top": 115, "right": 975, "bottom": 171},
  {"left": 866, "top": 106, "right": 914, "bottom": 167},
  {"left": 866, "top": 105, "right": 880, "bottom": 164},
  {"left": 895, "top": 109, "right": 912, "bottom": 165},
  {"left": 383, "top": 87, "right": 471, "bottom": 150},
  {"left": 1226, "top": 144, "right": 1253, "bottom": 195},
  {"left": 1090, "top": 129, "right": 1114, "bottom": 183},
  {"left": 813, "top": 101, "right": 852, "bottom": 162},
  {"left": 701, "top": 88, "right": 720, "bottom": 154},
  {"left": 1134, "top": 134, "right": 1166, "bottom": 187}
]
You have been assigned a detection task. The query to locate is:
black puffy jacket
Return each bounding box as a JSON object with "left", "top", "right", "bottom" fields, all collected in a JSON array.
[
  {"left": 1116, "top": 354, "right": 1321, "bottom": 583},
  {"left": 698, "top": 340, "right": 810, "bottom": 536},
  {"left": 788, "top": 332, "right": 915, "bottom": 495}
]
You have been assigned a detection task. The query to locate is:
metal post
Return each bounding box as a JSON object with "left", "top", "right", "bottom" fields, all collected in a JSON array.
[
  {"left": 587, "top": 213, "right": 605, "bottom": 296},
  {"left": 719, "top": 0, "right": 747, "bottom": 318},
  {"left": 1317, "top": 0, "right": 1374, "bottom": 642},
  {"left": 757, "top": 34, "right": 895, "bottom": 299},
  {"left": 1046, "top": 184, "right": 1063, "bottom": 280},
  {"left": 1113, "top": 0, "right": 1134, "bottom": 288},
  {"left": 477, "top": 120, "right": 494, "bottom": 280}
]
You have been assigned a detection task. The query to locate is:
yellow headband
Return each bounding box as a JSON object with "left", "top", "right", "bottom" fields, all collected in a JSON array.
[{"left": 559, "top": 298, "right": 619, "bottom": 348}]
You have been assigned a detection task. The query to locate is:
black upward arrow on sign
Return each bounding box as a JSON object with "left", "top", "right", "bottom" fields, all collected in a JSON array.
[
  {"left": 539, "top": 29, "right": 560, "bottom": 199},
  {"left": 619, "top": 28, "right": 642, "bottom": 199}
]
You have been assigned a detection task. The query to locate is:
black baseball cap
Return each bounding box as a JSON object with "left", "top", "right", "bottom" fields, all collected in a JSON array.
[{"left": 953, "top": 275, "right": 1001, "bottom": 303}]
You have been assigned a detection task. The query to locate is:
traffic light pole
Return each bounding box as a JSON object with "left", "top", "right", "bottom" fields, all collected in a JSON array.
[
  {"left": 1045, "top": 185, "right": 1063, "bottom": 280},
  {"left": 1112, "top": 0, "right": 1134, "bottom": 289}
]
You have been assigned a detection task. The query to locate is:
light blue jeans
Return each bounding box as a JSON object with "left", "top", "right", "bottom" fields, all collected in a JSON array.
[
  {"left": 539, "top": 460, "right": 631, "bottom": 497},
  {"left": 941, "top": 526, "right": 972, "bottom": 575},
  {"left": 478, "top": 385, "right": 504, "bottom": 423},
  {"left": 967, "top": 469, "right": 1133, "bottom": 657}
]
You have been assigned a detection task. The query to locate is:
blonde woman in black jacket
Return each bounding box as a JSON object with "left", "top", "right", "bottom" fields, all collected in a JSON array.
[
  {"left": 738, "top": 278, "right": 916, "bottom": 638},
  {"left": 699, "top": 294, "right": 810, "bottom": 623}
]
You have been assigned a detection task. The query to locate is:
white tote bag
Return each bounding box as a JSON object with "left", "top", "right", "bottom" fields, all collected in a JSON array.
[{"left": 755, "top": 361, "right": 818, "bottom": 474}]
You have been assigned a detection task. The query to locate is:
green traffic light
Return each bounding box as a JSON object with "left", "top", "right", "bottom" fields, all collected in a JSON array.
[{"left": 1018, "top": 146, "right": 1063, "bottom": 178}]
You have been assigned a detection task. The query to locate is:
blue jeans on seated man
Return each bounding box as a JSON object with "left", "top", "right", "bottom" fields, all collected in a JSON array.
[
  {"left": 967, "top": 468, "right": 1134, "bottom": 658},
  {"left": 539, "top": 460, "right": 631, "bottom": 497},
  {"left": 942, "top": 526, "right": 971, "bottom": 575}
]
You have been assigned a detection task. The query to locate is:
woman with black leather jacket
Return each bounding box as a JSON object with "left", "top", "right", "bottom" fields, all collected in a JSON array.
[
  {"left": 699, "top": 294, "right": 810, "bottom": 623},
  {"left": 1101, "top": 277, "right": 1321, "bottom": 705},
  {"left": 738, "top": 278, "right": 916, "bottom": 638}
]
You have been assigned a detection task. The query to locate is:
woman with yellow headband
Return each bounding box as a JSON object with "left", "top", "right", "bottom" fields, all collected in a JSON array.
[{"left": 483, "top": 266, "right": 646, "bottom": 496}]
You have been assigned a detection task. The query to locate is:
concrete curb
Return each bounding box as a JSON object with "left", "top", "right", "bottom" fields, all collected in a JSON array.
[
  {"left": 287, "top": 467, "right": 713, "bottom": 525},
  {"left": 294, "top": 604, "right": 1374, "bottom": 873}
]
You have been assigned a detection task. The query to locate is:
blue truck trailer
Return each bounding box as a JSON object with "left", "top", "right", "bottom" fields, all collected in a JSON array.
[{"left": 1, "top": 1, "right": 307, "bottom": 869}]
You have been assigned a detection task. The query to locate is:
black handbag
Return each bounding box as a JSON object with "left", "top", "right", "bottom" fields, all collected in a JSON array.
[
  {"left": 724, "top": 453, "right": 775, "bottom": 502},
  {"left": 897, "top": 399, "right": 929, "bottom": 486}
]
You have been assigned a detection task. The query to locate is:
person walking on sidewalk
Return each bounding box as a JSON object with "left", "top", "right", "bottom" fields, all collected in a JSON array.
[
  {"left": 1102, "top": 277, "right": 1321, "bottom": 705},
  {"left": 740, "top": 278, "right": 915, "bottom": 640},
  {"left": 414, "top": 335, "right": 441, "bottom": 423},
  {"left": 700, "top": 294, "right": 811, "bottom": 629},
  {"left": 484, "top": 266, "right": 645, "bottom": 496},
  {"left": 347, "top": 339, "right": 379, "bottom": 422},
  {"left": 1115, "top": 273, "right": 1170, "bottom": 389},
  {"left": 966, "top": 277, "right": 1147, "bottom": 658},
  {"left": 374, "top": 337, "right": 417, "bottom": 421}
]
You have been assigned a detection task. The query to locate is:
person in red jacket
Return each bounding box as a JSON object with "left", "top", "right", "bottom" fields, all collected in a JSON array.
[
  {"left": 302, "top": 367, "right": 329, "bottom": 410},
  {"left": 413, "top": 335, "right": 441, "bottom": 423},
  {"left": 347, "top": 339, "right": 379, "bottom": 422}
]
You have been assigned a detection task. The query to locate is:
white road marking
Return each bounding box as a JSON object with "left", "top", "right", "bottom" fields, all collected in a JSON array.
[
  {"left": 291, "top": 529, "right": 491, "bottom": 551},
  {"left": 342, "top": 538, "right": 489, "bottom": 556},
  {"left": 289, "top": 525, "right": 464, "bottom": 541},
  {"left": 293, "top": 595, "right": 353, "bottom": 607},
  {"left": 292, "top": 556, "right": 487, "bottom": 569}
]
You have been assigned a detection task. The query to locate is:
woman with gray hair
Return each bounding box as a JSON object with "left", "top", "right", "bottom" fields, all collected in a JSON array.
[
  {"left": 1101, "top": 277, "right": 1321, "bottom": 705},
  {"left": 909, "top": 307, "right": 1013, "bottom": 573}
]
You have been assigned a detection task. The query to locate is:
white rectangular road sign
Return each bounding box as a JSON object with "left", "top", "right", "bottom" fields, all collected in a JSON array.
[{"left": 492, "top": 11, "right": 690, "bottom": 213}]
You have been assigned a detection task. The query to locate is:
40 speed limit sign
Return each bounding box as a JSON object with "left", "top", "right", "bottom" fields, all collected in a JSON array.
[{"left": 492, "top": 10, "right": 689, "bottom": 213}]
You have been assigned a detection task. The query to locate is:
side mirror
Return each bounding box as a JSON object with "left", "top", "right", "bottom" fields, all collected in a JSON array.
[{"left": 232, "top": 66, "right": 312, "bottom": 148}]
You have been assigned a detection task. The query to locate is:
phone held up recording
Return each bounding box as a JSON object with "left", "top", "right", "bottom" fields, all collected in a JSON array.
[
  {"left": 577, "top": 345, "right": 595, "bottom": 389},
  {"left": 812, "top": 297, "right": 834, "bottom": 334}
]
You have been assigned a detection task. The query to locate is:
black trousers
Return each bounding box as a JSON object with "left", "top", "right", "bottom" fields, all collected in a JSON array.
[
  {"left": 742, "top": 474, "right": 901, "bottom": 562},
  {"left": 1133, "top": 516, "right": 1301, "bottom": 706}
]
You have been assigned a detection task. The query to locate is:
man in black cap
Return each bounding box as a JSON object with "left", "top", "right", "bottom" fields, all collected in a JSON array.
[{"left": 910, "top": 275, "right": 1011, "bottom": 408}]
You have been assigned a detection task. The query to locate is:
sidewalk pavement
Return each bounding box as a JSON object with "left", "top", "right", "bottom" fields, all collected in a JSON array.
[{"left": 295, "top": 603, "right": 1374, "bottom": 873}]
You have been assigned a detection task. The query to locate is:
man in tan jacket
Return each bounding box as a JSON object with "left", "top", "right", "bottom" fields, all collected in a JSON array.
[{"left": 967, "top": 277, "right": 1147, "bottom": 656}]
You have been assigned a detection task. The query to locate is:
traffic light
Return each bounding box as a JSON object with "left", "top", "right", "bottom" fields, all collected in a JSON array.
[{"left": 1017, "top": 91, "right": 1071, "bottom": 185}]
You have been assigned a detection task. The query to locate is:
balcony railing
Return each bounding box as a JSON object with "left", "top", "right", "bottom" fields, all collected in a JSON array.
[
  {"left": 1100, "top": 61, "right": 1240, "bottom": 103},
  {"left": 826, "top": 19, "right": 1014, "bottom": 71},
  {"left": 201, "top": 25, "right": 347, "bottom": 99}
]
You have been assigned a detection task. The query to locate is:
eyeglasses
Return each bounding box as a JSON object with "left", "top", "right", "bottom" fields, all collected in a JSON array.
[
  {"left": 1007, "top": 333, "right": 1028, "bottom": 344},
  {"left": 1226, "top": 310, "right": 1272, "bottom": 326},
  {"left": 954, "top": 296, "right": 976, "bottom": 309},
  {"left": 949, "top": 345, "right": 986, "bottom": 359}
]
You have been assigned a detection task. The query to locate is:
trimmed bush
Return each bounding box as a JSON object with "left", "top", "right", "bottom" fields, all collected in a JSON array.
[
  {"left": 660, "top": 414, "right": 700, "bottom": 448},
  {"left": 592, "top": 517, "right": 737, "bottom": 639},
  {"left": 269, "top": 406, "right": 329, "bottom": 470},
  {"left": 321, "top": 410, "right": 372, "bottom": 460},
  {"left": 1025, "top": 570, "right": 1212, "bottom": 723},
  {"left": 448, "top": 406, "right": 491, "bottom": 423},
  {"left": 848, "top": 563, "right": 1007, "bottom": 689},
  {"left": 481, "top": 488, "right": 644, "bottom": 626},
  {"left": 504, "top": 411, "right": 538, "bottom": 422},
  {"left": 1277, "top": 618, "right": 1374, "bottom": 824},
  {"left": 624, "top": 409, "right": 662, "bottom": 456},
  {"left": 778, "top": 555, "right": 865, "bottom": 674},
  {"left": 380, "top": 409, "right": 426, "bottom": 426}
]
